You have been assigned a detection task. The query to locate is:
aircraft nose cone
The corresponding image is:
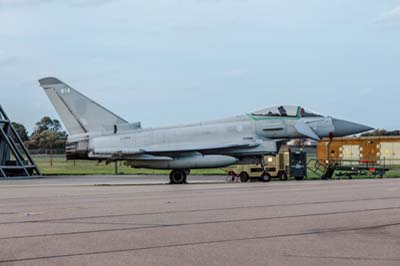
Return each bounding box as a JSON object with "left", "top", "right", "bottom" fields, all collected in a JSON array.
[{"left": 332, "top": 119, "right": 373, "bottom": 137}]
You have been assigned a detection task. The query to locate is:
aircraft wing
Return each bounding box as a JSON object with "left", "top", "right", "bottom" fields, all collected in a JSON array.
[
  {"left": 93, "top": 139, "right": 262, "bottom": 160},
  {"left": 143, "top": 140, "right": 260, "bottom": 154}
]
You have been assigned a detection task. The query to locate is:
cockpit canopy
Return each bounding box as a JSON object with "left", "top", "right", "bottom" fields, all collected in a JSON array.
[{"left": 251, "top": 105, "right": 323, "bottom": 118}]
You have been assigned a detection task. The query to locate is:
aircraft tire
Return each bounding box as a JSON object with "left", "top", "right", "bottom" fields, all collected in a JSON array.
[
  {"left": 259, "top": 172, "right": 272, "bottom": 182},
  {"left": 169, "top": 170, "right": 187, "bottom": 184},
  {"left": 239, "top": 172, "right": 250, "bottom": 182}
]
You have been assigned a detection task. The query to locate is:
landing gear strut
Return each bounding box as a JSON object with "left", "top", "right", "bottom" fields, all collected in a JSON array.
[{"left": 169, "top": 170, "right": 188, "bottom": 184}]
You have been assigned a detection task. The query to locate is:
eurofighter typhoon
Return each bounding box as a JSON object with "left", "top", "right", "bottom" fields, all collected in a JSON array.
[{"left": 39, "top": 77, "right": 373, "bottom": 184}]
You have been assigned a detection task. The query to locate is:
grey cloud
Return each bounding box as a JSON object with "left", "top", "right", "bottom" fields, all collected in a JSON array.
[
  {"left": 0, "top": 57, "right": 17, "bottom": 68},
  {"left": 195, "top": 0, "right": 248, "bottom": 3},
  {"left": 0, "top": 0, "right": 53, "bottom": 7},
  {"left": 217, "top": 68, "right": 249, "bottom": 78},
  {"left": 0, "top": 0, "right": 115, "bottom": 8},
  {"left": 68, "top": 0, "right": 117, "bottom": 8},
  {"left": 0, "top": 51, "right": 18, "bottom": 68},
  {"left": 373, "top": 5, "right": 400, "bottom": 24}
]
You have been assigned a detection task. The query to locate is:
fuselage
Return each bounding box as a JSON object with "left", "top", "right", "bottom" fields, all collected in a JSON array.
[
  {"left": 90, "top": 115, "right": 333, "bottom": 152},
  {"left": 66, "top": 112, "right": 334, "bottom": 168}
]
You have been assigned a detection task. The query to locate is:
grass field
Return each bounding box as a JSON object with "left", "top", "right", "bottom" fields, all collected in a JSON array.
[
  {"left": 33, "top": 154, "right": 400, "bottom": 179},
  {"left": 33, "top": 155, "right": 226, "bottom": 176}
]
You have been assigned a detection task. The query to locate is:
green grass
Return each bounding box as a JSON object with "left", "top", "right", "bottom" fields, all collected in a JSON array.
[
  {"left": 33, "top": 155, "right": 400, "bottom": 179},
  {"left": 33, "top": 155, "right": 226, "bottom": 176}
]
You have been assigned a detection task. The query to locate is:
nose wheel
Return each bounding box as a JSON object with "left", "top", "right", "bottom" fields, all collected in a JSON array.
[{"left": 169, "top": 170, "right": 188, "bottom": 184}]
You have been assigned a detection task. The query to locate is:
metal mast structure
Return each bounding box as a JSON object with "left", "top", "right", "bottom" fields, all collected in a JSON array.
[{"left": 0, "top": 105, "right": 41, "bottom": 179}]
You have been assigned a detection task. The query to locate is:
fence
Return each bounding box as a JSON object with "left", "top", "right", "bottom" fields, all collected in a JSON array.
[
  {"left": 29, "top": 153, "right": 181, "bottom": 176},
  {"left": 29, "top": 149, "right": 65, "bottom": 155}
]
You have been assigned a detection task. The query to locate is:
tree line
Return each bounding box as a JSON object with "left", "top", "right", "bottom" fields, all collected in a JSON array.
[
  {"left": 361, "top": 129, "right": 400, "bottom": 137},
  {"left": 12, "top": 117, "right": 67, "bottom": 150}
]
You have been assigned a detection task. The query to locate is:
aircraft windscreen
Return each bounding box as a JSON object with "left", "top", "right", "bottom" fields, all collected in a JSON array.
[
  {"left": 251, "top": 105, "right": 298, "bottom": 117},
  {"left": 301, "top": 108, "right": 323, "bottom": 117}
]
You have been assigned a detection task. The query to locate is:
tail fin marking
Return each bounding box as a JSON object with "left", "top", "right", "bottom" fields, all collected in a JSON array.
[{"left": 39, "top": 77, "right": 128, "bottom": 135}]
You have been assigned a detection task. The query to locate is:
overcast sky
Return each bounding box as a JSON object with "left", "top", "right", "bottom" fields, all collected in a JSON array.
[{"left": 1, "top": 0, "right": 399, "bottom": 133}]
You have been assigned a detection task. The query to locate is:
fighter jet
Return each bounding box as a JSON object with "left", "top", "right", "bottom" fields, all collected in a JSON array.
[{"left": 39, "top": 77, "right": 373, "bottom": 184}]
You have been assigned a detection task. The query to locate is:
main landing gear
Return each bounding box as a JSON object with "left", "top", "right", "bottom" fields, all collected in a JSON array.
[{"left": 169, "top": 169, "right": 189, "bottom": 184}]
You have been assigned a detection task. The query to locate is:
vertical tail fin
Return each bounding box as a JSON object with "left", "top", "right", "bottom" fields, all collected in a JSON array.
[{"left": 39, "top": 77, "right": 128, "bottom": 135}]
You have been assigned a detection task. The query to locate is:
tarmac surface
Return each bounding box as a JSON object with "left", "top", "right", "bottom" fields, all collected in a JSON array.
[{"left": 0, "top": 175, "right": 400, "bottom": 266}]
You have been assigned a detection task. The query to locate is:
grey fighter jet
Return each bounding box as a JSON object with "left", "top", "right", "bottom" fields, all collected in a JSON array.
[{"left": 39, "top": 77, "right": 373, "bottom": 184}]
